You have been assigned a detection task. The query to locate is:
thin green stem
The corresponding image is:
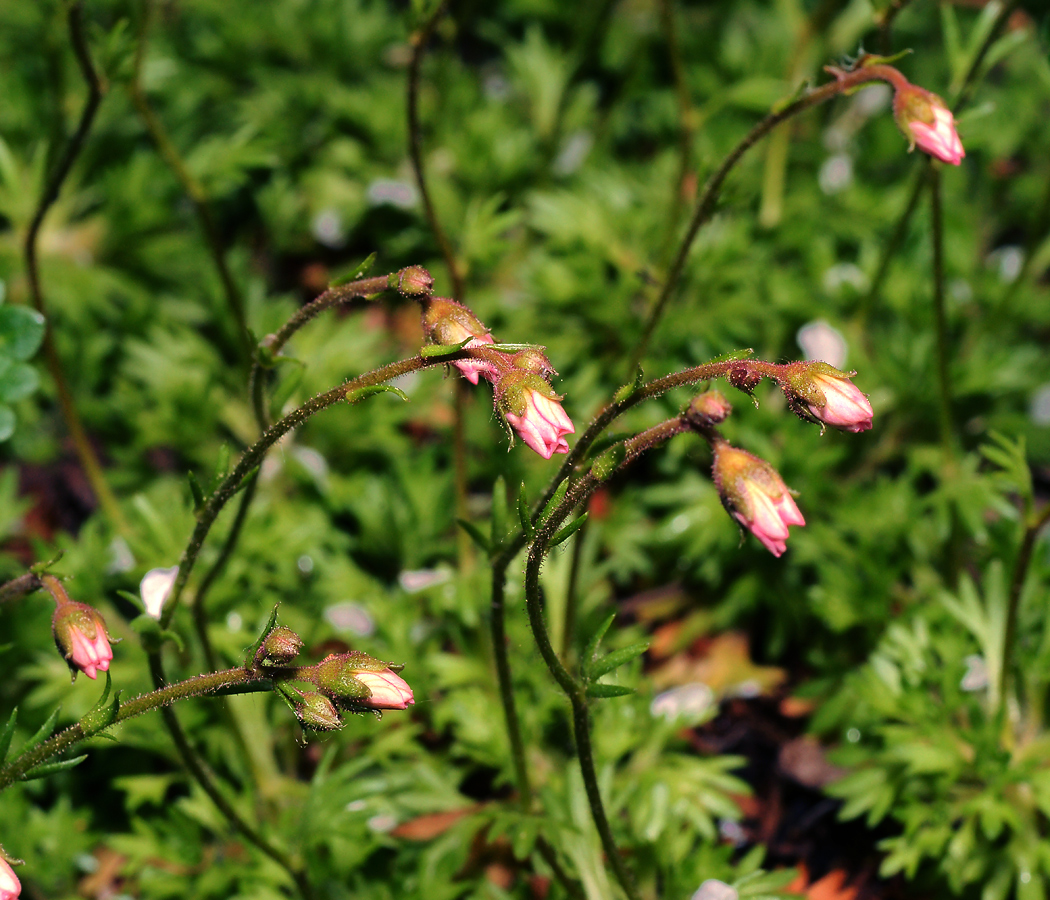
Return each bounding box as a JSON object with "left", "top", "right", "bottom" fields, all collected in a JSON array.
[
  {"left": 560, "top": 521, "right": 587, "bottom": 661},
  {"left": 130, "top": 0, "right": 251, "bottom": 366},
  {"left": 860, "top": 163, "right": 925, "bottom": 318},
  {"left": 1000, "top": 504, "right": 1050, "bottom": 708},
  {"left": 407, "top": 1, "right": 464, "bottom": 299},
  {"left": 24, "top": 2, "right": 125, "bottom": 532},
  {"left": 629, "top": 71, "right": 865, "bottom": 371},
  {"left": 161, "top": 350, "right": 478, "bottom": 629},
  {"left": 657, "top": 0, "right": 695, "bottom": 248},
  {"left": 929, "top": 165, "right": 955, "bottom": 455},
  {"left": 0, "top": 666, "right": 265, "bottom": 789}
]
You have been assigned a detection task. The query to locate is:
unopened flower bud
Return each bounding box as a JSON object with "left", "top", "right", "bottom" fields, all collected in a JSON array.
[
  {"left": 893, "top": 83, "right": 964, "bottom": 165},
  {"left": 686, "top": 390, "right": 732, "bottom": 428},
  {"left": 45, "top": 575, "right": 113, "bottom": 682},
  {"left": 727, "top": 365, "right": 762, "bottom": 395},
  {"left": 511, "top": 349, "right": 556, "bottom": 377},
  {"left": 496, "top": 372, "right": 575, "bottom": 460},
  {"left": 712, "top": 443, "right": 805, "bottom": 558},
  {"left": 392, "top": 265, "right": 434, "bottom": 297},
  {"left": 781, "top": 362, "right": 873, "bottom": 433},
  {"left": 307, "top": 652, "right": 415, "bottom": 711},
  {"left": 421, "top": 297, "right": 500, "bottom": 385},
  {"left": 0, "top": 855, "right": 19, "bottom": 900},
  {"left": 259, "top": 626, "right": 304, "bottom": 666},
  {"left": 295, "top": 691, "right": 343, "bottom": 731}
]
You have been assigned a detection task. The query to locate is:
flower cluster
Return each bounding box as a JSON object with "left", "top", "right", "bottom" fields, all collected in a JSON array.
[{"left": 420, "top": 296, "right": 575, "bottom": 458}]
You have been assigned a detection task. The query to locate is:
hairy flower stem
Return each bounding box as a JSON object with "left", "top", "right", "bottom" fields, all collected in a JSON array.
[
  {"left": 161, "top": 350, "right": 476, "bottom": 629},
  {"left": 0, "top": 666, "right": 269, "bottom": 790},
  {"left": 24, "top": 2, "right": 125, "bottom": 532},
  {"left": 0, "top": 573, "right": 42, "bottom": 606},
  {"left": 1000, "top": 505, "right": 1050, "bottom": 711},
  {"left": 130, "top": 0, "right": 251, "bottom": 367},
  {"left": 929, "top": 166, "right": 956, "bottom": 457},
  {"left": 629, "top": 67, "right": 883, "bottom": 371}
]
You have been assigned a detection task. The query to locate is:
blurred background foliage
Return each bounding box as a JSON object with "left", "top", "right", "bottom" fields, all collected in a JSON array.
[{"left": 0, "top": 0, "right": 1049, "bottom": 897}]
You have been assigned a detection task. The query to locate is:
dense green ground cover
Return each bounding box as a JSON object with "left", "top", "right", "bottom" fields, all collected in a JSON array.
[{"left": 1, "top": 0, "right": 1049, "bottom": 898}]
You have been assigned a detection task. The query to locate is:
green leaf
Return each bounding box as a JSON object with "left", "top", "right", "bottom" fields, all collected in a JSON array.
[
  {"left": 0, "top": 708, "right": 16, "bottom": 764},
  {"left": 539, "top": 479, "right": 569, "bottom": 526},
  {"left": 23, "top": 755, "right": 88, "bottom": 780},
  {"left": 243, "top": 605, "right": 280, "bottom": 668},
  {"left": 586, "top": 683, "right": 634, "bottom": 699},
  {"left": 22, "top": 706, "right": 61, "bottom": 755},
  {"left": 187, "top": 471, "right": 206, "bottom": 513},
  {"left": 270, "top": 357, "right": 305, "bottom": 414},
  {"left": 587, "top": 641, "right": 649, "bottom": 680},
  {"left": 583, "top": 613, "right": 616, "bottom": 665},
  {"left": 329, "top": 251, "right": 377, "bottom": 287},
  {"left": 0, "top": 360, "right": 39, "bottom": 403},
  {"left": 0, "top": 406, "right": 13, "bottom": 442},
  {"left": 345, "top": 384, "right": 409, "bottom": 405},
  {"left": 590, "top": 444, "right": 626, "bottom": 481},
  {"left": 456, "top": 518, "right": 491, "bottom": 554},
  {"left": 550, "top": 512, "right": 588, "bottom": 548},
  {"left": 0, "top": 306, "right": 45, "bottom": 361},
  {"left": 421, "top": 337, "right": 472, "bottom": 359},
  {"left": 612, "top": 366, "right": 645, "bottom": 404},
  {"left": 131, "top": 615, "right": 185, "bottom": 653}
]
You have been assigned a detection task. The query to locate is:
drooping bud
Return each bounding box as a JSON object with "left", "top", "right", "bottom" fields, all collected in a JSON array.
[
  {"left": 44, "top": 576, "right": 113, "bottom": 682},
  {"left": 892, "top": 83, "right": 964, "bottom": 165},
  {"left": 727, "top": 365, "right": 762, "bottom": 396},
  {"left": 779, "top": 362, "right": 873, "bottom": 433},
  {"left": 712, "top": 442, "right": 805, "bottom": 558},
  {"left": 0, "top": 855, "right": 20, "bottom": 900},
  {"left": 495, "top": 371, "right": 574, "bottom": 460},
  {"left": 294, "top": 691, "right": 343, "bottom": 731},
  {"left": 392, "top": 265, "right": 435, "bottom": 298},
  {"left": 421, "top": 296, "right": 501, "bottom": 385},
  {"left": 305, "top": 652, "right": 415, "bottom": 711},
  {"left": 685, "top": 390, "right": 732, "bottom": 428},
  {"left": 259, "top": 626, "right": 305, "bottom": 667}
]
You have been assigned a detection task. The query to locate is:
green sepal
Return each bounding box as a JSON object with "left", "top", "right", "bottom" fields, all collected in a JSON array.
[
  {"left": 244, "top": 605, "right": 280, "bottom": 669},
  {"left": 490, "top": 476, "right": 508, "bottom": 546},
  {"left": 345, "top": 384, "right": 409, "bottom": 405},
  {"left": 22, "top": 707, "right": 60, "bottom": 755},
  {"left": 131, "top": 615, "right": 185, "bottom": 653},
  {"left": 456, "top": 519, "right": 491, "bottom": 554},
  {"left": 329, "top": 252, "right": 377, "bottom": 287},
  {"left": 586, "top": 683, "right": 634, "bottom": 699},
  {"left": 583, "top": 613, "right": 616, "bottom": 665},
  {"left": 586, "top": 641, "right": 649, "bottom": 681},
  {"left": 550, "top": 512, "right": 588, "bottom": 548},
  {"left": 187, "top": 471, "right": 206, "bottom": 514},
  {"left": 22, "top": 755, "right": 88, "bottom": 780},
  {"left": 213, "top": 443, "right": 231, "bottom": 485},
  {"left": 421, "top": 336, "right": 472, "bottom": 358},
  {"left": 0, "top": 708, "right": 17, "bottom": 764},
  {"left": 859, "top": 49, "right": 913, "bottom": 67},
  {"left": 80, "top": 671, "right": 120, "bottom": 736},
  {"left": 613, "top": 366, "right": 645, "bottom": 404},
  {"left": 517, "top": 483, "right": 534, "bottom": 540}
]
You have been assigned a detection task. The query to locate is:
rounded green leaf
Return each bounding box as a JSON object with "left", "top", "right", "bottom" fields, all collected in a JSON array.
[
  {"left": 0, "top": 406, "right": 14, "bottom": 442},
  {"left": 0, "top": 306, "right": 46, "bottom": 361},
  {"left": 0, "top": 361, "right": 39, "bottom": 403}
]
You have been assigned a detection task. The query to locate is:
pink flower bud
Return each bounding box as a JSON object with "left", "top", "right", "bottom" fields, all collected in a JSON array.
[
  {"left": 893, "top": 85, "right": 964, "bottom": 165},
  {"left": 421, "top": 297, "right": 501, "bottom": 385},
  {"left": 259, "top": 626, "right": 304, "bottom": 667},
  {"left": 50, "top": 588, "right": 113, "bottom": 682},
  {"left": 686, "top": 390, "right": 732, "bottom": 428},
  {"left": 0, "top": 857, "right": 20, "bottom": 900},
  {"left": 354, "top": 670, "right": 415, "bottom": 710},
  {"left": 306, "top": 652, "right": 415, "bottom": 711},
  {"left": 782, "top": 363, "right": 873, "bottom": 433},
  {"left": 498, "top": 374, "right": 575, "bottom": 459},
  {"left": 712, "top": 443, "right": 805, "bottom": 558},
  {"left": 393, "top": 265, "right": 434, "bottom": 297}
]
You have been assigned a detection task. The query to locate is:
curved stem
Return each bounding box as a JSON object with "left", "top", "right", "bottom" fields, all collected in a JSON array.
[
  {"left": 160, "top": 350, "right": 478, "bottom": 629},
  {"left": 407, "top": 1, "right": 464, "bottom": 299},
  {"left": 129, "top": 0, "right": 250, "bottom": 366},
  {"left": 860, "top": 162, "right": 925, "bottom": 318},
  {"left": 1000, "top": 504, "right": 1050, "bottom": 707},
  {"left": 629, "top": 73, "right": 859, "bottom": 370},
  {"left": 24, "top": 2, "right": 125, "bottom": 531},
  {"left": 0, "top": 666, "right": 266, "bottom": 789},
  {"left": 0, "top": 573, "right": 42, "bottom": 606}
]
